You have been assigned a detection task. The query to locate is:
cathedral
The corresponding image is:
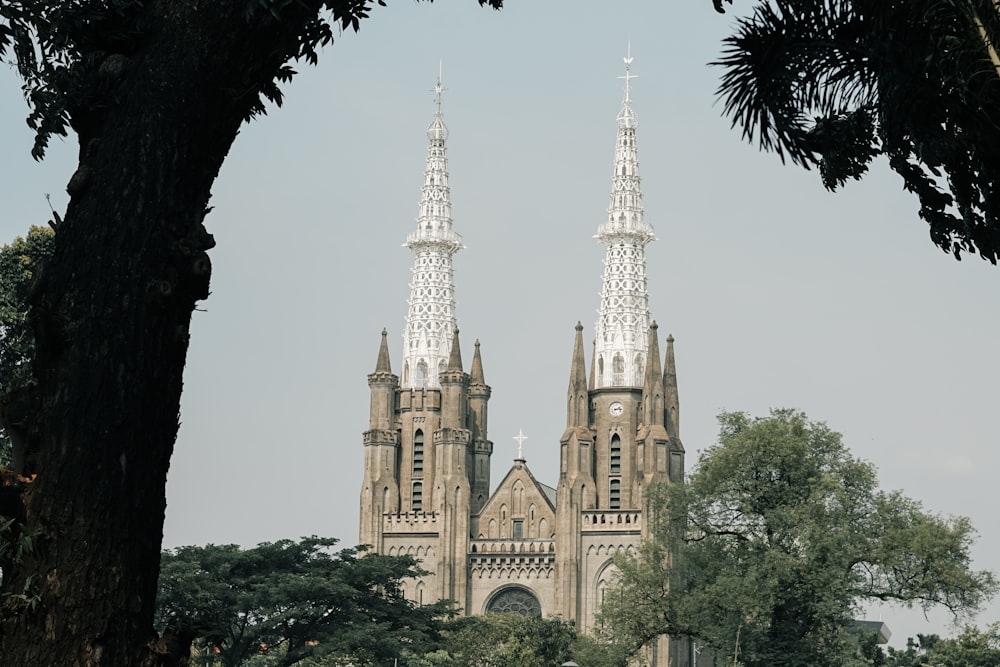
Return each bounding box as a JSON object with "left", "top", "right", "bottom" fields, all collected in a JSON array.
[{"left": 359, "top": 56, "right": 686, "bottom": 666}]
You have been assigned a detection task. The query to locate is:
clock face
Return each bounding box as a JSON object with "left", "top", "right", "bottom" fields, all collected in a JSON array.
[{"left": 609, "top": 401, "right": 624, "bottom": 417}]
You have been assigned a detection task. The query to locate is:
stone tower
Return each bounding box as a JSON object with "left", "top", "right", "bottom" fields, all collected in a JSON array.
[
  {"left": 553, "top": 50, "right": 685, "bottom": 664},
  {"left": 358, "top": 74, "right": 493, "bottom": 608},
  {"left": 358, "top": 55, "right": 684, "bottom": 665}
]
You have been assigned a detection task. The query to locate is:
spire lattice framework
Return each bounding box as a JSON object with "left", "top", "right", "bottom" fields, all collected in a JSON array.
[
  {"left": 594, "top": 49, "right": 655, "bottom": 389},
  {"left": 402, "top": 73, "right": 462, "bottom": 389}
]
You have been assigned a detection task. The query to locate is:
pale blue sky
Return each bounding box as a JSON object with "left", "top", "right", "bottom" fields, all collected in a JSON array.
[{"left": 1, "top": 0, "right": 997, "bottom": 648}]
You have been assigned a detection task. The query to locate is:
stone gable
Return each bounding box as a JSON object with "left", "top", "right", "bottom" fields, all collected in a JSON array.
[{"left": 476, "top": 460, "right": 556, "bottom": 540}]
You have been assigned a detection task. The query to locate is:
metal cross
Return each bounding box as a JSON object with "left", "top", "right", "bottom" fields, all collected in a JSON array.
[
  {"left": 513, "top": 429, "right": 528, "bottom": 459},
  {"left": 432, "top": 61, "right": 446, "bottom": 115},
  {"left": 618, "top": 43, "right": 637, "bottom": 102}
]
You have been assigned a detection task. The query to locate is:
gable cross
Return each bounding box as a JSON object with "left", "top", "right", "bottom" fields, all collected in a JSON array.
[{"left": 513, "top": 429, "right": 528, "bottom": 460}]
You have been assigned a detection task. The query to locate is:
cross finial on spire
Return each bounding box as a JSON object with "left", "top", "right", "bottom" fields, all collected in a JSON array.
[
  {"left": 433, "top": 61, "right": 446, "bottom": 116},
  {"left": 618, "top": 42, "right": 637, "bottom": 103},
  {"left": 513, "top": 429, "right": 528, "bottom": 460}
]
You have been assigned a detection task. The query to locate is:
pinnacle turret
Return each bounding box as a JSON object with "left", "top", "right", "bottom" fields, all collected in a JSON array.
[
  {"left": 664, "top": 333, "right": 679, "bottom": 436},
  {"left": 594, "top": 48, "right": 654, "bottom": 389},
  {"left": 642, "top": 322, "right": 665, "bottom": 427},
  {"left": 402, "top": 71, "right": 462, "bottom": 389},
  {"left": 447, "top": 327, "right": 463, "bottom": 372},
  {"left": 567, "top": 322, "right": 588, "bottom": 428},
  {"left": 471, "top": 339, "right": 485, "bottom": 384},
  {"left": 569, "top": 322, "right": 587, "bottom": 393},
  {"left": 375, "top": 328, "right": 391, "bottom": 374}
]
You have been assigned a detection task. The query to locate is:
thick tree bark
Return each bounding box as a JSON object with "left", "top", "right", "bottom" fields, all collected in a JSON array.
[{"left": 0, "top": 1, "right": 325, "bottom": 664}]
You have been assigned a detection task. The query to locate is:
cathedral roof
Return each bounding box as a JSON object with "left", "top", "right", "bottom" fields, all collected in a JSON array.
[
  {"left": 537, "top": 481, "right": 557, "bottom": 508},
  {"left": 481, "top": 459, "right": 557, "bottom": 514}
]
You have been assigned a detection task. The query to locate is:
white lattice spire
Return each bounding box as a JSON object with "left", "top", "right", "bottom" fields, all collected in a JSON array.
[
  {"left": 402, "top": 69, "right": 463, "bottom": 389},
  {"left": 594, "top": 47, "right": 655, "bottom": 389}
]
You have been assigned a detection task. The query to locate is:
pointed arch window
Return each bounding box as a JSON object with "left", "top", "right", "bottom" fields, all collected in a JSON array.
[
  {"left": 610, "top": 479, "right": 621, "bottom": 509},
  {"left": 610, "top": 434, "right": 621, "bottom": 475},
  {"left": 412, "top": 430, "right": 424, "bottom": 477},
  {"left": 412, "top": 482, "right": 423, "bottom": 512},
  {"left": 634, "top": 353, "right": 644, "bottom": 386},
  {"left": 416, "top": 360, "right": 428, "bottom": 386},
  {"left": 612, "top": 353, "right": 624, "bottom": 386}
]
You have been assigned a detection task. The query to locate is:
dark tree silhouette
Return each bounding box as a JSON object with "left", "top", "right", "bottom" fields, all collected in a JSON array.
[
  {"left": 0, "top": 1, "right": 500, "bottom": 664},
  {"left": 710, "top": 1, "right": 1000, "bottom": 262}
]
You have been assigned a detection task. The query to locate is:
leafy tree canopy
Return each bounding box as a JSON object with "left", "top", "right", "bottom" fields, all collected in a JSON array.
[
  {"left": 156, "top": 537, "right": 454, "bottom": 667},
  {"left": 0, "top": 0, "right": 502, "bottom": 160},
  {"left": 601, "top": 409, "right": 997, "bottom": 667},
  {"left": 403, "top": 612, "right": 623, "bottom": 667},
  {"left": 708, "top": 1, "right": 1000, "bottom": 263},
  {"left": 884, "top": 625, "right": 1000, "bottom": 666},
  {"left": 0, "top": 225, "right": 53, "bottom": 467}
]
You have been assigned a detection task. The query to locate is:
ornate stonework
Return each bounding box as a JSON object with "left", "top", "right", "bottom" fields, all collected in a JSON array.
[
  {"left": 594, "top": 49, "right": 655, "bottom": 389},
  {"left": 360, "top": 56, "right": 686, "bottom": 667},
  {"left": 402, "top": 73, "right": 462, "bottom": 390}
]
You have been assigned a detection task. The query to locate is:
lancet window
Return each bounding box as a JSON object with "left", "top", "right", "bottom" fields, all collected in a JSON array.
[
  {"left": 610, "top": 434, "right": 621, "bottom": 474},
  {"left": 413, "top": 430, "right": 424, "bottom": 477},
  {"left": 412, "top": 482, "right": 423, "bottom": 512}
]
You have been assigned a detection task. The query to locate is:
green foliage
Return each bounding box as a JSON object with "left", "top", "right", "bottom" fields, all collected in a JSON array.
[
  {"left": 421, "top": 613, "right": 623, "bottom": 667},
  {"left": 0, "top": 515, "right": 39, "bottom": 612},
  {"left": 156, "top": 537, "right": 454, "bottom": 667},
  {"left": 0, "top": 0, "right": 502, "bottom": 159},
  {"left": 0, "top": 225, "right": 54, "bottom": 466},
  {"left": 709, "top": 1, "right": 1000, "bottom": 263},
  {"left": 884, "top": 625, "right": 1000, "bottom": 667},
  {"left": 601, "top": 409, "right": 997, "bottom": 667}
]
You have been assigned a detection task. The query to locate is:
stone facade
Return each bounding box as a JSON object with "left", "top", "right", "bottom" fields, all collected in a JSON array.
[{"left": 358, "top": 58, "right": 688, "bottom": 666}]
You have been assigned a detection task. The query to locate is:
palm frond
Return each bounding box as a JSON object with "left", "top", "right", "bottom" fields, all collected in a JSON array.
[{"left": 714, "top": 0, "right": 876, "bottom": 166}]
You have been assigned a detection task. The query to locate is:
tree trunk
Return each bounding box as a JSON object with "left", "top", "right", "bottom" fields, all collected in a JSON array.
[
  {"left": 972, "top": 1, "right": 1000, "bottom": 76},
  {"left": 0, "top": 1, "right": 324, "bottom": 664}
]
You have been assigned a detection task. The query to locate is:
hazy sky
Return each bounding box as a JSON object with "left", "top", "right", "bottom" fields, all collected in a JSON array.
[{"left": 1, "top": 0, "right": 997, "bottom": 649}]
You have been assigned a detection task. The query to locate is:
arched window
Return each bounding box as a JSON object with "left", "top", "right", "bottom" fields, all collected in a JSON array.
[
  {"left": 612, "top": 353, "right": 624, "bottom": 386},
  {"left": 513, "top": 481, "right": 524, "bottom": 515},
  {"left": 610, "top": 434, "right": 621, "bottom": 475},
  {"left": 412, "top": 430, "right": 424, "bottom": 477},
  {"left": 416, "top": 360, "right": 428, "bottom": 386},
  {"left": 598, "top": 356, "right": 604, "bottom": 382},
  {"left": 634, "top": 353, "right": 644, "bottom": 385},
  {"left": 610, "top": 479, "right": 621, "bottom": 509},
  {"left": 486, "top": 587, "right": 542, "bottom": 616},
  {"left": 412, "top": 482, "right": 423, "bottom": 512}
]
